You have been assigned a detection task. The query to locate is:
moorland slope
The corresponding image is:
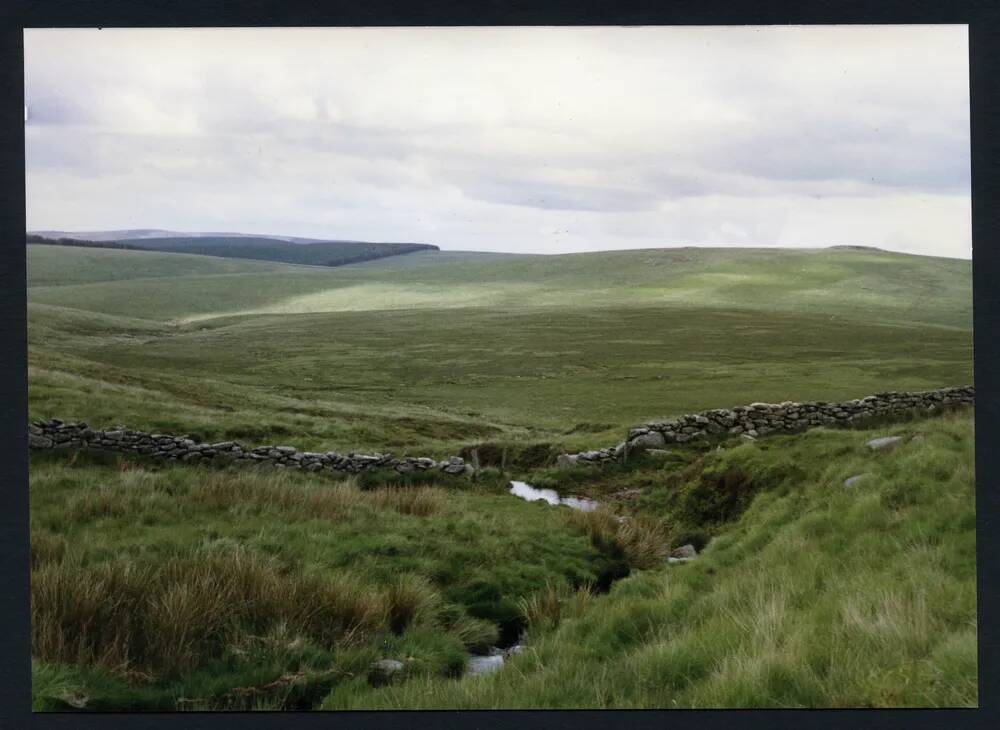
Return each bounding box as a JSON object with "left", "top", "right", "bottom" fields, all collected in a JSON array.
[
  {"left": 27, "top": 244, "right": 972, "bottom": 454},
  {"left": 26, "top": 241, "right": 976, "bottom": 710}
]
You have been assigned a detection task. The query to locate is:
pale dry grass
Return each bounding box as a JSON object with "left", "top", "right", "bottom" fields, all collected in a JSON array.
[
  {"left": 567, "top": 507, "right": 670, "bottom": 569},
  {"left": 31, "top": 545, "right": 396, "bottom": 677},
  {"left": 518, "top": 580, "right": 595, "bottom": 632}
]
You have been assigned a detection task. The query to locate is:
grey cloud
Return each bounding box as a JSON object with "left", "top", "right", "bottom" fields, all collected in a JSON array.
[
  {"left": 457, "top": 176, "right": 661, "bottom": 212},
  {"left": 23, "top": 26, "right": 971, "bottom": 258},
  {"left": 703, "top": 118, "right": 970, "bottom": 193}
]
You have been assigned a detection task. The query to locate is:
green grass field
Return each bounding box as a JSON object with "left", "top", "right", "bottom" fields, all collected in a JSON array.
[
  {"left": 27, "top": 244, "right": 972, "bottom": 454},
  {"left": 25, "top": 242, "right": 975, "bottom": 709}
]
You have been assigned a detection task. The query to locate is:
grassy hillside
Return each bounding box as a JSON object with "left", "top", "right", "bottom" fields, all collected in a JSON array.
[
  {"left": 343, "top": 250, "right": 530, "bottom": 269},
  {"left": 29, "top": 246, "right": 971, "bottom": 328},
  {"left": 325, "top": 409, "right": 977, "bottom": 709},
  {"left": 25, "top": 245, "right": 294, "bottom": 287},
  {"left": 27, "top": 244, "right": 972, "bottom": 454},
  {"left": 29, "top": 235, "right": 438, "bottom": 269},
  {"left": 30, "top": 408, "right": 976, "bottom": 709},
  {"left": 29, "top": 451, "right": 628, "bottom": 711},
  {"left": 119, "top": 236, "right": 437, "bottom": 267},
  {"left": 31, "top": 229, "right": 328, "bottom": 242},
  {"left": 25, "top": 240, "right": 976, "bottom": 710}
]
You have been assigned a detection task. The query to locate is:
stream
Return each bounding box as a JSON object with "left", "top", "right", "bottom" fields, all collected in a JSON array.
[
  {"left": 508, "top": 480, "right": 599, "bottom": 512},
  {"left": 463, "top": 481, "right": 601, "bottom": 676}
]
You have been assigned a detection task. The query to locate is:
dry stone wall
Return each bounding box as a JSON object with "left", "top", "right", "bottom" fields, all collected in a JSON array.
[
  {"left": 561, "top": 385, "right": 974, "bottom": 467},
  {"left": 27, "top": 386, "right": 974, "bottom": 475},
  {"left": 27, "top": 421, "right": 474, "bottom": 477}
]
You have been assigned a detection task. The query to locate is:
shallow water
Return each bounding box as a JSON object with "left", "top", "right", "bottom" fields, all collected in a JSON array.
[
  {"left": 467, "top": 653, "right": 505, "bottom": 676},
  {"left": 509, "top": 481, "right": 598, "bottom": 512},
  {"left": 466, "top": 645, "right": 525, "bottom": 676}
]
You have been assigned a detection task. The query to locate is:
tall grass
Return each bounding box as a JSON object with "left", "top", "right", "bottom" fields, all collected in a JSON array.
[
  {"left": 32, "top": 545, "right": 393, "bottom": 677},
  {"left": 29, "top": 452, "right": 608, "bottom": 707},
  {"left": 518, "top": 581, "right": 594, "bottom": 633},
  {"left": 568, "top": 508, "right": 670, "bottom": 569}
]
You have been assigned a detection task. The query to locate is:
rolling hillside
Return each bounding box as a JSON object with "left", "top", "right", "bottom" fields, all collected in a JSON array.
[
  {"left": 29, "top": 245, "right": 971, "bottom": 327},
  {"left": 117, "top": 236, "right": 438, "bottom": 267},
  {"left": 31, "top": 229, "right": 329, "bottom": 242},
  {"left": 26, "top": 244, "right": 972, "bottom": 454},
  {"left": 25, "top": 241, "right": 976, "bottom": 710},
  {"left": 28, "top": 234, "right": 439, "bottom": 268}
]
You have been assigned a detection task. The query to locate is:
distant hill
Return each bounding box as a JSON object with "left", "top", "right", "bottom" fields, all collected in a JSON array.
[
  {"left": 827, "top": 244, "right": 886, "bottom": 252},
  {"left": 31, "top": 229, "right": 329, "bottom": 243},
  {"left": 27, "top": 243, "right": 972, "bottom": 330},
  {"left": 341, "top": 249, "right": 529, "bottom": 269},
  {"left": 27, "top": 233, "right": 439, "bottom": 268},
  {"left": 115, "top": 236, "right": 438, "bottom": 268}
]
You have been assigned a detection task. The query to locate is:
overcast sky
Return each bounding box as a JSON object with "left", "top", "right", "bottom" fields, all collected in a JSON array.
[{"left": 24, "top": 26, "right": 970, "bottom": 258}]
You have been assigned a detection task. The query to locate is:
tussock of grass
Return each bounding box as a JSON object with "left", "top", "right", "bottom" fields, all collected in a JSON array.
[
  {"left": 518, "top": 581, "right": 595, "bottom": 633},
  {"left": 370, "top": 486, "right": 447, "bottom": 516},
  {"left": 568, "top": 508, "right": 670, "bottom": 569},
  {"left": 386, "top": 574, "right": 441, "bottom": 633},
  {"left": 445, "top": 613, "right": 501, "bottom": 653}
]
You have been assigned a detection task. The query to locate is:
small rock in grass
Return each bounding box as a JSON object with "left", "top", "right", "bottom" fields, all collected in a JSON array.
[
  {"left": 57, "top": 691, "right": 89, "bottom": 709},
  {"left": 867, "top": 436, "right": 903, "bottom": 451},
  {"left": 556, "top": 454, "right": 579, "bottom": 469},
  {"left": 843, "top": 474, "right": 871, "bottom": 489},
  {"left": 369, "top": 659, "right": 404, "bottom": 687},
  {"left": 670, "top": 544, "right": 698, "bottom": 560}
]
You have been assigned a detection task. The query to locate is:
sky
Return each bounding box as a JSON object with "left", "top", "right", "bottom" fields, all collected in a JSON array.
[{"left": 24, "top": 26, "right": 971, "bottom": 258}]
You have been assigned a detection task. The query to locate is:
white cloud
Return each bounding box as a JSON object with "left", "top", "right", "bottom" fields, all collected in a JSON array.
[{"left": 24, "top": 25, "right": 971, "bottom": 258}]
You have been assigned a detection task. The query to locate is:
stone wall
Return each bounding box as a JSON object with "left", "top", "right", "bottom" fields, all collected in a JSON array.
[
  {"left": 560, "top": 385, "right": 974, "bottom": 467},
  {"left": 27, "top": 385, "right": 974, "bottom": 475},
  {"left": 27, "top": 421, "right": 474, "bottom": 477}
]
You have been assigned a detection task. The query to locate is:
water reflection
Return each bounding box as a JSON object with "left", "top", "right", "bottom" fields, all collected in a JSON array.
[{"left": 509, "top": 481, "right": 598, "bottom": 512}]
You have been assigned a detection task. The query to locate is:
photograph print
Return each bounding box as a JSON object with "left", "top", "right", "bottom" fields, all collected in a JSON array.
[{"left": 24, "top": 25, "right": 975, "bottom": 710}]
